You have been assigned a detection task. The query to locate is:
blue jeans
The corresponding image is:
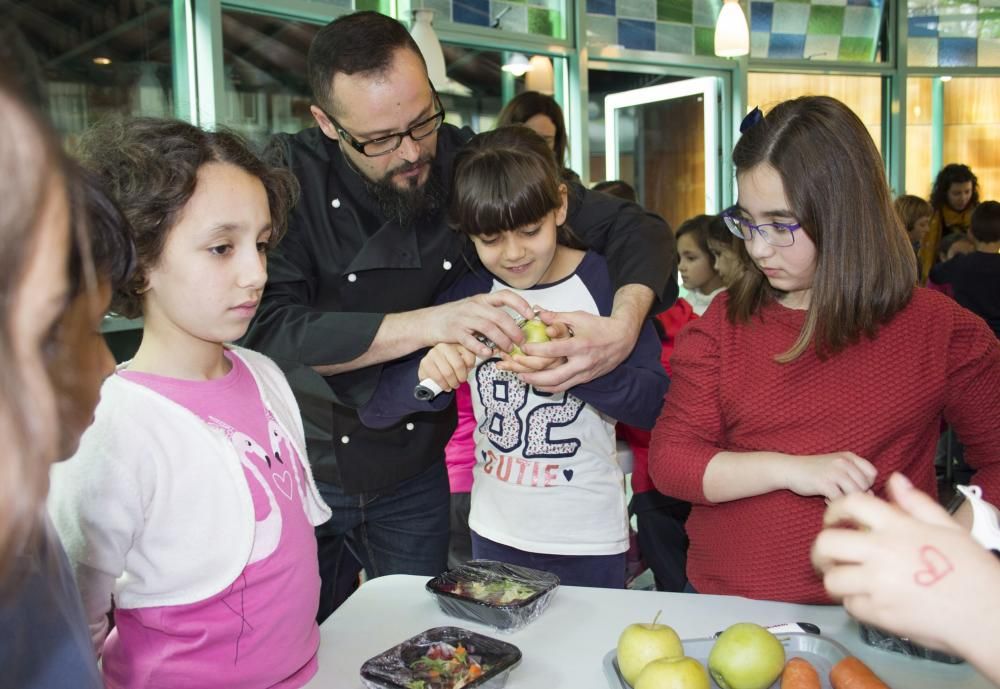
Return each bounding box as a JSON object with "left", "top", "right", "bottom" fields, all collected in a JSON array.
[
  {"left": 471, "top": 531, "right": 626, "bottom": 589},
  {"left": 315, "top": 460, "right": 450, "bottom": 621}
]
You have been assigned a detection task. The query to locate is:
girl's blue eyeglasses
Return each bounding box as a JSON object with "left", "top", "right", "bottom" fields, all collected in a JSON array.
[{"left": 722, "top": 210, "right": 802, "bottom": 247}]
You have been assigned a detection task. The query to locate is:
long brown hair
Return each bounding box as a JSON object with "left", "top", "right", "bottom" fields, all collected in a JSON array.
[
  {"left": 728, "top": 96, "right": 916, "bottom": 362},
  {"left": 0, "top": 73, "right": 68, "bottom": 581}
]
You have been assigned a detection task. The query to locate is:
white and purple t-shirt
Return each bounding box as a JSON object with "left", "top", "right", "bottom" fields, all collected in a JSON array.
[{"left": 108, "top": 351, "right": 319, "bottom": 688}]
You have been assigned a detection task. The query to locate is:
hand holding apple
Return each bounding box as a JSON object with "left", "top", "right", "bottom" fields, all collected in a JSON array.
[{"left": 617, "top": 611, "right": 684, "bottom": 687}]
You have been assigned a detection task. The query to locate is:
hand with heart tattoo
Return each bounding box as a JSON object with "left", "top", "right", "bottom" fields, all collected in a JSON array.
[{"left": 811, "top": 472, "right": 1000, "bottom": 685}]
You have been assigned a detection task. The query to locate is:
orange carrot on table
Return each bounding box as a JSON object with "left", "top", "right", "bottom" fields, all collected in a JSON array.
[
  {"left": 780, "top": 657, "right": 821, "bottom": 689},
  {"left": 830, "top": 656, "right": 892, "bottom": 689}
]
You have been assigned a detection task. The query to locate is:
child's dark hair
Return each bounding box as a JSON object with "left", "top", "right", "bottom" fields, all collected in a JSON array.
[
  {"left": 675, "top": 214, "right": 719, "bottom": 259},
  {"left": 592, "top": 179, "right": 637, "bottom": 202},
  {"left": 450, "top": 126, "right": 573, "bottom": 243},
  {"left": 893, "top": 194, "right": 933, "bottom": 233},
  {"left": 67, "top": 163, "right": 136, "bottom": 299},
  {"left": 939, "top": 231, "right": 974, "bottom": 259},
  {"left": 931, "top": 164, "right": 979, "bottom": 210},
  {"left": 971, "top": 200, "right": 1000, "bottom": 243},
  {"left": 75, "top": 116, "right": 299, "bottom": 319}
]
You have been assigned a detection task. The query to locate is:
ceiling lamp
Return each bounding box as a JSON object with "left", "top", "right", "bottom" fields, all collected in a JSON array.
[
  {"left": 410, "top": 9, "right": 448, "bottom": 90},
  {"left": 501, "top": 52, "right": 532, "bottom": 77},
  {"left": 714, "top": 0, "right": 750, "bottom": 58}
]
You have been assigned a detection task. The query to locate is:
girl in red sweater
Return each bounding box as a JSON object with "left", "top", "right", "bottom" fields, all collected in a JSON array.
[{"left": 649, "top": 96, "right": 1000, "bottom": 603}]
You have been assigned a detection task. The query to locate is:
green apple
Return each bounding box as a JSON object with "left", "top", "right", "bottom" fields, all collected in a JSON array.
[
  {"left": 510, "top": 318, "right": 550, "bottom": 356},
  {"left": 617, "top": 611, "right": 684, "bottom": 687},
  {"left": 707, "top": 623, "right": 785, "bottom": 689},
  {"left": 635, "top": 656, "right": 711, "bottom": 689}
]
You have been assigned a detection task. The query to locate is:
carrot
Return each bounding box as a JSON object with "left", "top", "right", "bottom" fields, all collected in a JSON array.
[
  {"left": 830, "top": 656, "right": 892, "bottom": 689},
  {"left": 781, "top": 657, "right": 821, "bottom": 689}
]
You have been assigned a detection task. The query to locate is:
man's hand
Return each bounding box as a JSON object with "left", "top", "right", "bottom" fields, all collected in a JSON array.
[
  {"left": 516, "top": 308, "right": 640, "bottom": 391},
  {"left": 422, "top": 290, "right": 535, "bottom": 358}
]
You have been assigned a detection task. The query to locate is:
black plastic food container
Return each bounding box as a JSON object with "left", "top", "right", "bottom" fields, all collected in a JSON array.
[
  {"left": 360, "top": 625, "right": 522, "bottom": 689},
  {"left": 426, "top": 559, "right": 560, "bottom": 632}
]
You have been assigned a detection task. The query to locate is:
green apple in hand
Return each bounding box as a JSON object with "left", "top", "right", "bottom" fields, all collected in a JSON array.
[
  {"left": 510, "top": 317, "right": 550, "bottom": 356},
  {"left": 617, "top": 611, "right": 684, "bottom": 687},
  {"left": 708, "top": 623, "right": 785, "bottom": 689},
  {"left": 635, "top": 656, "right": 710, "bottom": 689}
]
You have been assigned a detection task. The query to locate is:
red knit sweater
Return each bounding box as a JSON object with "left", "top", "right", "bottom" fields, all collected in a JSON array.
[{"left": 649, "top": 288, "right": 1000, "bottom": 603}]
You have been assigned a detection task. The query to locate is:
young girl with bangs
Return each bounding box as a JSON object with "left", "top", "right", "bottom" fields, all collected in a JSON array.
[
  {"left": 47, "top": 118, "right": 331, "bottom": 688},
  {"left": 362, "top": 126, "right": 668, "bottom": 588},
  {"left": 648, "top": 96, "right": 1000, "bottom": 603}
]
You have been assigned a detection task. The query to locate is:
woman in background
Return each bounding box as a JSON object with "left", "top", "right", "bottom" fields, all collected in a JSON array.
[
  {"left": 497, "top": 91, "right": 576, "bottom": 179},
  {"left": 919, "top": 163, "right": 980, "bottom": 282}
]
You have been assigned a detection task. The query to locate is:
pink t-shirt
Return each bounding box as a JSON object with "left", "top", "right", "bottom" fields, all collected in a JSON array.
[{"left": 109, "top": 352, "right": 319, "bottom": 689}]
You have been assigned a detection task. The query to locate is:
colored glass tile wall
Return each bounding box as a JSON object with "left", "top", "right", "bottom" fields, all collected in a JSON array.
[
  {"left": 749, "top": 0, "right": 886, "bottom": 62},
  {"left": 585, "top": 0, "right": 723, "bottom": 55},
  {"left": 907, "top": 1, "right": 1000, "bottom": 67},
  {"left": 401, "top": 0, "right": 565, "bottom": 37}
]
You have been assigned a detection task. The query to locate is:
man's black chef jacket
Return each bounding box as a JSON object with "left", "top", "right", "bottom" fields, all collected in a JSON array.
[{"left": 241, "top": 123, "right": 676, "bottom": 495}]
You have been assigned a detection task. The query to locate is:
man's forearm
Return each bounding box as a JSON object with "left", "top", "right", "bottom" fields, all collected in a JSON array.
[
  {"left": 311, "top": 310, "right": 429, "bottom": 376},
  {"left": 610, "top": 283, "right": 655, "bottom": 339}
]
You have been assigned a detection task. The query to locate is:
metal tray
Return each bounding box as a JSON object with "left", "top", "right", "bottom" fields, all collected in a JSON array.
[{"left": 603, "top": 632, "right": 850, "bottom": 689}]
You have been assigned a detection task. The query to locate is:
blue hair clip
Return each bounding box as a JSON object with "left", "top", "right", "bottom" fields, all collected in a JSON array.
[{"left": 740, "top": 106, "right": 763, "bottom": 134}]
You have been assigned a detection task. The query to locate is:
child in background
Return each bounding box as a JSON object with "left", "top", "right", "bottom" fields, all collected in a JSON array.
[
  {"left": 362, "top": 126, "right": 668, "bottom": 588},
  {"left": 919, "top": 163, "right": 980, "bottom": 282},
  {"left": 623, "top": 214, "right": 731, "bottom": 591},
  {"left": 930, "top": 200, "right": 1000, "bottom": 339},
  {"left": 706, "top": 213, "right": 747, "bottom": 287},
  {"left": 894, "top": 194, "right": 933, "bottom": 277},
  {"left": 48, "top": 118, "right": 331, "bottom": 689},
  {"left": 676, "top": 215, "right": 726, "bottom": 315}
]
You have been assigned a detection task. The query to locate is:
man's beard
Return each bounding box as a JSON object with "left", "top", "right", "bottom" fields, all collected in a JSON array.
[{"left": 347, "top": 154, "right": 446, "bottom": 227}]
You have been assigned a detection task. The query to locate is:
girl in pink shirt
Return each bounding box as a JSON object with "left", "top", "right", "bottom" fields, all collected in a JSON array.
[{"left": 48, "top": 117, "right": 331, "bottom": 689}]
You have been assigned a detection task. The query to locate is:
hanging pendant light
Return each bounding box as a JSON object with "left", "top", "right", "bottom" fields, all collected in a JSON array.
[
  {"left": 501, "top": 52, "right": 532, "bottom": 77},
  {"left": 714, "top": 0, "right": 750, "bottom": 58},
  {"left": 410, "top": 9, "right": 448, "bottom": 89}
]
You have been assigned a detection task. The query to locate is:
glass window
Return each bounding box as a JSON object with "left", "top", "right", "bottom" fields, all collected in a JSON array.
[
  {"left": 10, "top": 0, "right": 174, "bottom": 145},
  {"left": 942, "top": 77, "right": 1000, "bottom": 199},
  {"left": 220, "top": 8, "right": 568, "bottom": 150},
  {"left": 399, "top": 0, "right": 566, "bottom": 38},
  {"left": 750, "top": 0, "right": 889, "bottom": 63},
  {"left": 588, "top": 68, "right": 717, "bottom": 230},
  {"left": 907, "top": 1, "right": 1000, "bottom": 67},
  {"left": 220, "top": 11, "right": 319, "bottom": 146},
  {"left": 585, "top": 0, "right": 717, "bottom": 57},
  {"left": 747, "top": 73, "right": 883, "bottom": 153},
  {"left": 904, "top": 77, "right": 933, "bottom": 197}
]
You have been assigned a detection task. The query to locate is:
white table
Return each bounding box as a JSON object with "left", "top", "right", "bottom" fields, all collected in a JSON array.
[{"left": 305, "top": 574, "right": 991, "bottom": 688}]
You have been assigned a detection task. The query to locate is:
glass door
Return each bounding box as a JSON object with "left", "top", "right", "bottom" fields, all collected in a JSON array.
[{"left": 602, "top": 76, "right": 721, "bottom": 231}]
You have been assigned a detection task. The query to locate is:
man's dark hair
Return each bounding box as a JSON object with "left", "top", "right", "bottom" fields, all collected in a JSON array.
[
  {"left": 971, "top": 200, "right": 1000, "bottom": 244},
  {"left": 308, "top": 11, "right": 425, "bottom": 115}
]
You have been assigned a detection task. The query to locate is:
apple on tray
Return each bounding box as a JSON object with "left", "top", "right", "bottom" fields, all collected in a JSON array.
[
  {"left": 616, "top": 611, "right": 684, "bottom": 687},
  {"left": 635, "top": 656, "right": 711, "bottom": 689},
  {"left": 707, "top": 622, "right": 786, "bottom": 689}
]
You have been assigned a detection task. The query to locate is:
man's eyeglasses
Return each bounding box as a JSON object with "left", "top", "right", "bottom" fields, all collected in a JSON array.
[
  {"left": 326, "top": 93, "right": 446, "bottom": 158},
  {"left": 722, "top": 209, "right": 802, "bottom": 247}
]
